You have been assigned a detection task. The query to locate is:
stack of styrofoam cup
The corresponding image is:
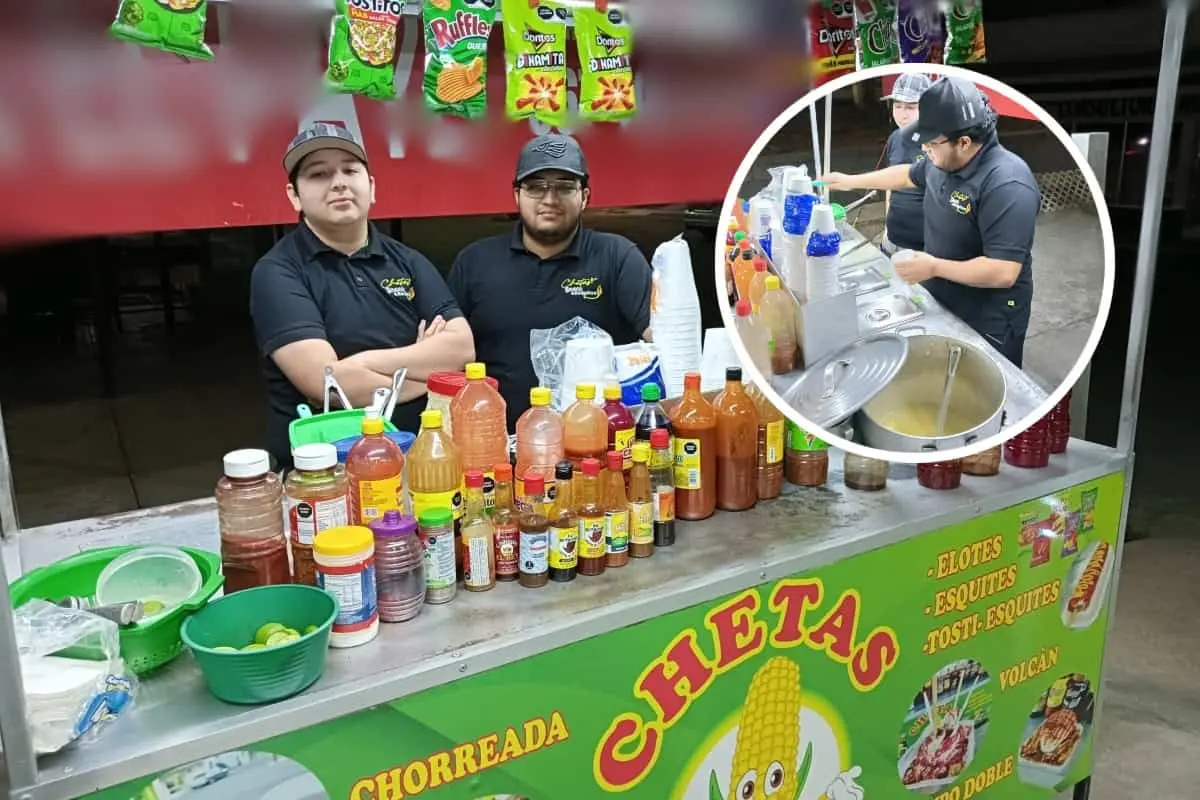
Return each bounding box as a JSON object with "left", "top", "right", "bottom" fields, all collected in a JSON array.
[
  {"left": 649, "top": 236, "right": 702, "bottom": 398},
  {"left": 804, "top": 203, "right": 842, "bottom": 302}
]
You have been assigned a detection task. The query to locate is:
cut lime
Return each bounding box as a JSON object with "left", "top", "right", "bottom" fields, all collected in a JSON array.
[
  {"left": 211, "top": 646, "right": 238, "bottom": 653},
  {"left": 304, "top": 625, "right": 319, "bottom": 635},
  {"left": 241, "top": 643, "right": 266, "bottom": 651},
  {"left": 282, "top": 628, "right": 301, "bottom": 638},
  {"left": 265, "top": 630, "right": 299, "bottom": 647},
  {"left": 254, "top": 622, "right": 286, "bottom": 645},
  {"left": 142, "top": 600, "right": 166, "bottom": 615}
]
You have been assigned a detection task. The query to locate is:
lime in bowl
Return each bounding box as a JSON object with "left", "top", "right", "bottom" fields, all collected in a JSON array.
[{"left": 181, "top": 584, "right": 338, "bottom": 705}]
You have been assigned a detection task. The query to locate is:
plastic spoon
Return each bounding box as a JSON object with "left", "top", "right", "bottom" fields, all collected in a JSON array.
[{"left": 935, "top": 344, "right": 963, "bottom": 437}]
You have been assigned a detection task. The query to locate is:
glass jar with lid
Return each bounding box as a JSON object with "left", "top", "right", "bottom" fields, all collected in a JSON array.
[{"left": 843, "top": 452, "right": 888, "bottom": 491}]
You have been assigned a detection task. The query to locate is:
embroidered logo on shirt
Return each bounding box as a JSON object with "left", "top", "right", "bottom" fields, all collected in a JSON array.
[
  {"left": 380, "top": 276, "right": 415, "bottom": 301},
  {"left": 949, "top": 189, "right": 973, "bottom": 215},
  {"left": 561, "top": 276, "right": 603, "bottom": 301}
]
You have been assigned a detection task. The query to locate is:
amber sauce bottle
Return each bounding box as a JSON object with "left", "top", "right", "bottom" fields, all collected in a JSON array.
[
  {"left": 714, "top": 367, "right": 759, "bottom": 511},
  {"left": 669, "top": 372, "right": 718, "bottom": 521},
  {"left": 746, "top": 382, "right": 784, "bottom": 500},
  {"left": 602, "top": 450, "right": 630, "bottom": 568},
  {"left": 491, "top": 463, "right": 520, "bottom": 582},
  {"left": 627, "top": 443, "right": 654, "bottom": 558},
  {"left": 547, "top": 461, "right": 578, "bottom": 582},
  {"left": 575, "top": 458, "right": 606, "bottom": 576}
]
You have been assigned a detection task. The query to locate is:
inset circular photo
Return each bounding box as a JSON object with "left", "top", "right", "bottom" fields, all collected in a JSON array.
[
  {"left": 896, "top": 658, "right": 993, "bottom": 795},
  {"left": 717, "top": 64, "right": 1115, "bottom": 464},
  {"left": 1017, "top": 673, "right": 1096, "bottom": 789}
]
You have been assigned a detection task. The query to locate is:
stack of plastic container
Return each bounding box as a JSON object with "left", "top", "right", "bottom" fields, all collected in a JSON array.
[
  {"left": 780, "top": 169, "right": 819, "bottom": 299},
  {"left": 649, "top": 235, "right": 702, "bottom": 398},
  {"left": 804, "top": 204, "right": 842, "bottom": 302}
]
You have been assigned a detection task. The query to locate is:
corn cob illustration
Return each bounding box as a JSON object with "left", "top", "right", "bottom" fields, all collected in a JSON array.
[
  {"left": 727, "top": 656, "right": 802, "bottom": 800},
  {"left": 1067, "top": 541, "right": 1110, "bottom": 613}
]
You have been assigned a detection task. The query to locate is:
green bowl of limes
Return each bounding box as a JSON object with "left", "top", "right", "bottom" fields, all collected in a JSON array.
[{"left": 181, "top": 584, "right": 338, "bottom": 705}]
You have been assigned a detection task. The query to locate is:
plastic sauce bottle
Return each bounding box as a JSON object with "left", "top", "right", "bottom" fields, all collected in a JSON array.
[
  {"left": 734, "top": 299, "right": 773, "bottom": 380},
  {"left": 669, "top": 372, "right": 718, "bottom": 521},
  {"left": 518, "top": 474, "right": 550, "bottom": 588},
  {"left": 603, "top": 384, "right": 636, "bottom": 478},
  {"left": 575, "top": 457, "right": 606, "bottom": 576},
  {"left": 450, "top": 362, "right": 508, "bottom": 511},
  {"left": 515, "top": 386, "right": 565, "bottom": 498},
  {"left": 649, "top": 428, "right": 676, "bottom": 546},
  {"left": 634, "top": 383, "right": 673, "bottom": 445},
  {"left": 285, "top": 443, "right": 350, "bottom": 587},
  {"left": 346, "top": 410, "right": 405, "bottom": 525},
  {"left": 602, "top": 451, "right": 630, "bottom": 568},
  {"left": 732, "top": 244, "right": 757, "bottom": 303},
  {"left": 628, "top": 443, "right": 654, "bottom": 558},
  {"left": 748, "top": 256, "right": 771, "bottom": 309},
  {"left": 216, "top": 449, "right": 290, "bottom": 593},
  {"left": 563, "top": 383, "right": 608, "bottom": 469},
  {"left": 714, "top": 367, "right": 758, "bottom": 511},
  {"left": 784, "top": 421, "right": 829, "bottom": 487},
  {"left": 760, "top": 275, "right": 798, "bottom": 374},
  {"left": 491, "top": 463, "right": 520, "bottom": 582},
  {"left": 547, "top": 461, "right": 578, "bottom": 582},
  {"left": 746, "top": 382, "right": 784, "bottom": 500},
  {"left": 407, "top": 407, "right": 463, "bottom": 540},
  {"left": 460, "top": 470, "right": 496, "bottom": 592}
]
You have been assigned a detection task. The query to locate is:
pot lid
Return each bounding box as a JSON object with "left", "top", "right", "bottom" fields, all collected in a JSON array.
[{"left": 780, "top": 333, "right": 909, "bottom": 428}]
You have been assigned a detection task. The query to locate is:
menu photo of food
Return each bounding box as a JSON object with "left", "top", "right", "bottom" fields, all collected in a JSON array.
[
  {"left": 896, "top": 659, "right": 994, "bottom": 796},
  {"left": 1017, "top": 673, "right": 1096, "bottom": 788},
  {"left": 1060, "top": 539, "right": 1115, "bottom": 630}
]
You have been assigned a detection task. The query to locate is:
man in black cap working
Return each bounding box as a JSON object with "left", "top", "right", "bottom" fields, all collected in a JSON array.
[
  {"left": 250, "top": 123, "right": 475, "bottom": 469},
  {"left": 824, "top": 77, "right": 1040, "bottom": 367},
  {"left": 448, "top": 134, "right": 653, "bottom": 429}
]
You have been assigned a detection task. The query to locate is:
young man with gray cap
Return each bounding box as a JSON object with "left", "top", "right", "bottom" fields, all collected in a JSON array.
[
  {"left": 881, "top": 72, "right": 932, "bottom": 255},
  {"left": 448, "top": 134, "right": 653, "bottom": 430},
  {"left": 250, "top": 123, "right": 475, "bottom": 469},
  {"left": 823, "top": 77, "right": 1040, "bottom": 367}
]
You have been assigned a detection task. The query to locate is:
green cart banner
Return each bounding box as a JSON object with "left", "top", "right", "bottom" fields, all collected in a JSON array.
[{"left": 95, "top": 471, "right": 1123, "bottom": 800}]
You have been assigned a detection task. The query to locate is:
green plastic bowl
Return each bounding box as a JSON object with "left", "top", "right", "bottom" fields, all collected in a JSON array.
[
  {"left": 289, "top": 408, "right": 398, "bottom": 450},
  {"left": 181, "top": 584, "right": 338, "bottom": 705},
  {"left": 9, "top": 546, "right": 224, "bottom": 675}
]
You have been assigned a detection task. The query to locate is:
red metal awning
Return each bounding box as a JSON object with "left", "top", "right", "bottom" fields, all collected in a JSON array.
[{"left": 880, "top": 74, "right": 1040, "bottom": 121}]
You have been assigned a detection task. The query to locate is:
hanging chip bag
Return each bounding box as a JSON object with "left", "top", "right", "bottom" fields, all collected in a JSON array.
[
  {"left": 808, "top": 2, "right": 856, "bottom": 88},
  {"left": 110, "top": 0, "right": 214, "bottom": 61},
  {"left": 896, "top": 0, "right": 944, "bottom": 64},
  {"left": 325, "top": 0, "right": 406, "bottom": 101},
  {"left": 574, "top": 5, "right": 637, "bottom": 123},
  {"left": 422, "top": 0, "right": 496, "bottom": 119},
  {"left": 854, "top": 0, "right": 900, "bottom": 69},
  {"left": 943, "top": 0, "right": 986, "bottom": 64},
  {"left": 500, "top": 0, "right": 568, "bottom": 127}
]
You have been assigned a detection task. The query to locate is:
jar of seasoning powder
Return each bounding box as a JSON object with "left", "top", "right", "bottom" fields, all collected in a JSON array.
[{"left": 369, "top": 511, "right": 425, "bottom": 623}]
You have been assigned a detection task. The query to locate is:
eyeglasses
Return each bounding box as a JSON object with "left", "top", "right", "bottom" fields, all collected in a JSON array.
[{"left": 520, "top": 179, "right": 582, "bottom": 199}]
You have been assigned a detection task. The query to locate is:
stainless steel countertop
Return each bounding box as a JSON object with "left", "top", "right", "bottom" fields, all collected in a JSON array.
[
  {"left": 771, "top": 227, "right": 1049, "bottom": 426},
  {"left": 6, "top": 440, "right": 1126, "bottom": 800}
]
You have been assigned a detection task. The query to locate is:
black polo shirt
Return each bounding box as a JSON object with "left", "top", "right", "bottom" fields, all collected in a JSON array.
[
  {"left": 885, "top": 126, "right": 926, "bottom": 251},
  {"left": 250, "top": 222, "right": 463, "bottom": 467},
  {"left": 909, "top": 131, "right": 1040, "bottom": 366},
  {"left": 447, "top": 224, "right": 652, "bottom": 430}
]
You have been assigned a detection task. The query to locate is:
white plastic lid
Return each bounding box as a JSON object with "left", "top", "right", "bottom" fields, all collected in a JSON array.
[
  {"left": 810, "top": 203, "right": 836, "bottom": 235},
  {"left": 786, "top": 168, "right": 814, "bottom": 196},
  {"left": 223, "top": 448, "right": 271, "bottom": 479},
  {"left": 293, "top": 443, "right": 337, "bottom": 472}
]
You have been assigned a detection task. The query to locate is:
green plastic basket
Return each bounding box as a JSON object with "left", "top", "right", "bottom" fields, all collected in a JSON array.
[
  {"left": 181, "top": 584, "right": 337, "bottom": 705},
  {"left": 289, "top": 408, "right": 398, "bottom": 450},
  {"left": 9, "top": 546, "right": 224, "bottom": 675}
]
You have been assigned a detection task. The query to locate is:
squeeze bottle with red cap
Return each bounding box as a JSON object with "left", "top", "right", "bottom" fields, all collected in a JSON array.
[{"left": 734, "top": 299, "right": 773, "bottom": 380}]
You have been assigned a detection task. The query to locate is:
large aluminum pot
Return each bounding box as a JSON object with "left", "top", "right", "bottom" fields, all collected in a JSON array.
[{"left": 856, "top": 334, "right": 1006, "bottom": 453}]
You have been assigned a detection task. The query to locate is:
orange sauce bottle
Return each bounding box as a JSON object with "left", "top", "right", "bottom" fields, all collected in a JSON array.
[
  {"left": 601, "top": 451, "right": 630, "bottom": 568},
  {"left": 668, "top": 372, "right": 717, "bottom": 521},
  {"left": 575, "top": 458, "right": 606, "bottom": 576}
]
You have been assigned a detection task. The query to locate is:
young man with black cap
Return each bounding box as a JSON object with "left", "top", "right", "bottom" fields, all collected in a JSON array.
[
  {"left": 250, "top": 123, "right": 475, "bottom": 469},
  {"left": 447, "top": 134, "right": 653, "bottom": 430},
  {"left": 880, "top": 72, "right": 932, "bottom": 255},
  {"left": 823, "top": 77, "right": 1040, "bottom": 367}
]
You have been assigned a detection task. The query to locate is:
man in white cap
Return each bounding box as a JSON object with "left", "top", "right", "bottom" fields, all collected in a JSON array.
[
  {"left": 880, "top": 72, "right": 932, "bottom": 255},
  {"left": 250, "top": 123, "right": 475, "bottom": 469},
  {"left": 822, "top": 77, "right": 1040, "bottom": 367}
]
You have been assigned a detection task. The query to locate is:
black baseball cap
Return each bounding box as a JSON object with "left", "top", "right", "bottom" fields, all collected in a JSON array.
[
  {"left": 284, "top": 123, "right": 368, "bottom": 176},
  {"left": 514, "top": 134, "right": 589, "bottom": 184},
  {"left": 909, "top": 77, "right": 993, "bottom": 144}
]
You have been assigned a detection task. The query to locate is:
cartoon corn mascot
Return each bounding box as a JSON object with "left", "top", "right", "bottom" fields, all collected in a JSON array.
[{"left": 712, "top": 657, "right": 865, "bottom": 800}]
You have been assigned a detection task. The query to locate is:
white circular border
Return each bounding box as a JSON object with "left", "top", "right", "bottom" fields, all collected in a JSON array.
[{"left": 715, "top": 62, "right": 1117, "bottom": 465}]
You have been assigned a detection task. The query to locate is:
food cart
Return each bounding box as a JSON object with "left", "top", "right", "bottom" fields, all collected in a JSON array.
[{"left": 0, "top": 1, "right": 1189, "bottom": 798}]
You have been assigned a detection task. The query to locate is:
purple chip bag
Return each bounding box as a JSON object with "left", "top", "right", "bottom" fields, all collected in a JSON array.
[{"left": 897, "top": 0, "right": 945, "bottom": 64}]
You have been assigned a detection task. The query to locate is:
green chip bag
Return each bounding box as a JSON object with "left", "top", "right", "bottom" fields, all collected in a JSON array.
[
  {"left": 500, "top": 0, "right": 568, "bottom": 128},
  {"left": 110, "top": 0, "right": 214, "bottom": 61},
  {"left": 574, "top": 5, "right": 637, "bottom": 123},
  {"left": 944, "top": 0, "right": 986, "bottom": 64},
  {"left": 325, "top": 0, "right": 407, "bottom": 101},
  {"left": 422, "top": 0, "right": 497, "bottom": 120},
  {"left": 853, "top": 0, "right": 900, "bottom": 69}
]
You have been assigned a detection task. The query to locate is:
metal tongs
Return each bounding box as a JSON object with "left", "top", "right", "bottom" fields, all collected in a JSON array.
[
  {"left": 368, "top": 368, "right": 408, "bottom": 420},
  {"left": 935, "top": 344, "right": 963, "bottom": 437}
]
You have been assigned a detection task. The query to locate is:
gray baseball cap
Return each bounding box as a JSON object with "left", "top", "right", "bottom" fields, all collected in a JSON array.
[
  {"left": 284, "top": 123, "right": 368, "bottom": 176},
  {"left": 514, "top": 134, "right": 589, "bottom": 184},
  {"left": 883, "top": 73, "right": 932, "bottom": 104},
  {"left": 910, "top": 77, "right": 993, "bottom": 144}
]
